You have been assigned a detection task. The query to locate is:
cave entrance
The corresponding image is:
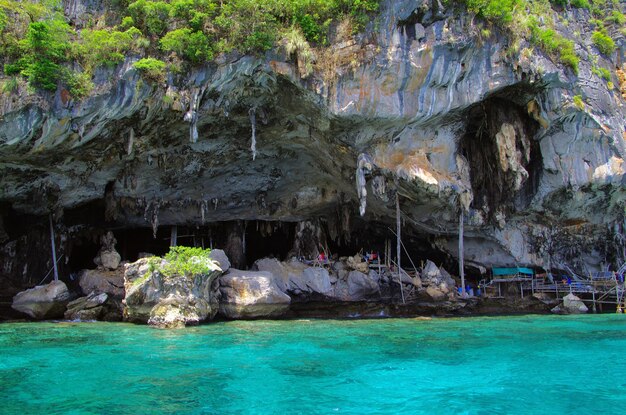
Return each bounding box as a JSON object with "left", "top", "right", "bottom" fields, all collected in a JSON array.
[
  {"left": 244, "top": 221, "right": 295, "bottom": 267},
  {"left": 114, "top": 227, "right": 172, "bottom": 262},
  {"left": 460, "top": 94, "right": 542, "bottom": 220}
]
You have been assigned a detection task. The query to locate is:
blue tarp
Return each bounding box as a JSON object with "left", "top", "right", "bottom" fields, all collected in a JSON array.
[{"left": 492, "top": 267, "right": 534, "bottom": 276}]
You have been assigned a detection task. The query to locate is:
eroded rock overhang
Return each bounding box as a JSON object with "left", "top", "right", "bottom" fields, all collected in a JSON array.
[{"left": 1, "top": 0, "right": 625, "bottom": 292}]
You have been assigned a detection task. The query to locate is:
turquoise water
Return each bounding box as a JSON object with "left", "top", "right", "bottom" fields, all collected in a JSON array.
[{"left": 1, "top": 315, "right": 625, "bottom": 414}]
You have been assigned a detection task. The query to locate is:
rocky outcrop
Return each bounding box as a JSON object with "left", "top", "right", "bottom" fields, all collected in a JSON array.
[
  {"left": 147, "top": 295, "right": 213, "bottom": 329},
  {"left": 0, "top": 0, "right": 624, "bottom": 311},
  {"left": 93, "top": 232, "right": 122, "bottom": 270},
  {"left": 346, "top": 270, "right": 380, "bottom": 300},
  {"left": 218, "top": 269, "right": 291, "bottom": 319},
  {"left": 552, "top": 293, "right": 589, "bottom": 314},
  {"left": 11, "top": 281, "right": 70, "bottom": 319},
  {"left": 79, "top": 268, "right": 125, "bottom": 298},
  {"left": 420, "top": 261, "right": 457, "bottom": 302},
  {"left": 64, "top": 292, "right": 120, "bottom": 321},
  {"left": 122, "top": 249, "right": 226, "bottom": 328}
]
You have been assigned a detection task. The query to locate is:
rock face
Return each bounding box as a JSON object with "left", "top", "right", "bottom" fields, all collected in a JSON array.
[
  {"left": 79, "top": 269, "right": 125, "bottom": 298},
  {"left": 561, "top": 293, "right": 589, "bottom": 314},
  {"left": 420, "top": 261, "right": 456, "bottom": 302},
  {"left": 122, "top": 250, "right": 226, "bottom": 328},
  {"left": 346, "top": 270, "right": 380, "bottom": 300},
  {"left": 94, "top": 232, "right": 122, "bottom": 270},
  {"left": 11, "top": 281, "right": 70, "bottom": 319},
  {"left": 218, "top": 269, "right": 291, "bottom": 319},
  {"left": 64, "top": 292, "right": 110, "bottom": 321},
  {"left": 0, "top": 0, "right": 625, "bottom": 303}
]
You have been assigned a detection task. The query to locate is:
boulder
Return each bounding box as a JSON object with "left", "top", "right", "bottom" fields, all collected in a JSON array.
[
  {"left": 219, "top": 269, "right": 290, "bottom": 319},
  {"left": 254, "top": 257, "right": 297, "bottom": 292},
  {"left": 64, "top": 292, "right": 109, "bottom": 321},
  {"left": 562, "top": 293, "right": 588, "bottom": 314},
  {"left": 208, "top": 249, "right": 231, "bottom": 273},
  {"left": 299, "top": 268, "right": 333, "bottom": 296},
  {"left": 255, "top": 258, "right": 332, "bottom": 297},
  {"left": 425, "top": 286, "right": 447, "bottom": 301},
  {"left": 12, "top": 280, "right": 70, "bottom": 319},
  {"left": 347, "top": 270, "right": 379, "bottom": 300},
  {"left": 93, "top": 231, "right": 122, "bottom": 270},
  {"left": 79, "top": 268, "right": 125, "bottom": 297},
  {"left": 99, "top": 250, "right": 121, "bottom": 270},
  {"left": 123, "top": 255, "right": 223, "bottom": 327},
  {"left": 423, "top": 260, "right": 441, "bottom": 279},
  {"left": 421, "top": 260, "right": 455, "bottom": 294},
  {"left": 346, "top": 255, "right": 369, "bottom": 273}
]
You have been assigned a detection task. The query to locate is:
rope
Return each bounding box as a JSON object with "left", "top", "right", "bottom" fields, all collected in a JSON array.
[{"left": 36, "top": 254, "right": 64, "bottom": 286}]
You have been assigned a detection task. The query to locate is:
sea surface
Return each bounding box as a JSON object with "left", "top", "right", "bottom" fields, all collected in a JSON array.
[{"left": 1, "top": 315, "right": 625, "bottom": 414}]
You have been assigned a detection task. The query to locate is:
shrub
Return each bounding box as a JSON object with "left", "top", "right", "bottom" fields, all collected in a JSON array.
[
  {"left": 148, "top": 246, "right": 217, "bottom": 278},
  {"left": 79, "top": 27, "right": 147, "bottom": 71},
  {"left": 133, "top": 58, "right": 166, "bottom": 82},
  {"left": 127, "top": 0, "right": 171, "bottom": 36},
  {"left": 607, "top": 10, "right": 626, "bottom": 25},
  {"left": 573, "top": 95, "right": 584, "bottom": 110},
  {"left": 592, "top": 30, "right": 615, "bottom": 55},
  {"left": 7, "top": 18, "right": 73, "bottom": 91},
  {"left": 0, "top": 77, "right": 18, "bottom": 94},
  {"left": 64, "top": 71, "right": 94, "bottom": 98},
  {"left": 570, "top": 0, "right": 590, "bottom": 8},
  {"left": 160, "top": 28, "right": 213, "bottom": 63},
  {"left": 592, "top": 66, "right": 611, "bottom": 81},
  {"left": 529, "top": 23, "right": 579, "bottom": 73}
]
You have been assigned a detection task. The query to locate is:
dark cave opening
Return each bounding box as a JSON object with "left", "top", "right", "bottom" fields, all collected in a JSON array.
[
  {"left": 460, "top": 95, "right": 542, "bottom": 219},
  {"left": 66, "top": 234, "right": 100, "bottom": 274},
  {"left": 244, "top": 221, "right": 295, "bottom": 266},
  {"left": 114, "top": 227, "right": 172, "bottom": 262}
]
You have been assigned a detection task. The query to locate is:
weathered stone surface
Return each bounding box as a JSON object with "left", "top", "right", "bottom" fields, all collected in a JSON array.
[
  {"left": 123, "top": 257, "right": 223, "bottom": 327},
  {"left": 12, "top": 281, "right": 70, "bottom": 319},
  {"left": 99, "top": 250, "right": 121, "bottom": 270},
  {"left": 347, "top": 270, "right": 380, "bottom": 299},
  {"left": 64, "top": 292, "right": 109, "bottom": 321},
  {"left": 93, "top": 232, "right": 122, "bottom": 270},
  {"left": 147, "top": 295, "right": 211, "bottom": 329},
  {"left": 208, "top": 249, "right": 231, "bottom": 273},
  {"left": 425, "top": 286, "right": 447, "bottom": 301},
  {"left": 218, "top": 269, "right": 290, "bottom": 319},
  {"left": 561, "top": 293, "right": 589, "bottom": 314},
  {"left": 421, "top": 261, "right": 455, "bottom": 297},
  {"left": 300, "top": 268, "right": 333, "bottom": 296},
  {"left": 0, "top": 0, "right": 625, "bottom": 304},
  {"left": 79, "top": 268, "right": 125, "bottom": 298},
  {"left": 346, "top": 255, "right": 369, "bottom": 274}
]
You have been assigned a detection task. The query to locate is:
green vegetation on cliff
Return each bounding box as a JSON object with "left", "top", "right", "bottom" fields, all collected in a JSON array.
[
  {"left": 0, "top": 0, "right": 378, "bottom": 96},
  {"left": 456, "top": 0, "right": 622, "bottom": 73},
  {"left": 0, "top": 0, "right": 623, "bottom": 96}
]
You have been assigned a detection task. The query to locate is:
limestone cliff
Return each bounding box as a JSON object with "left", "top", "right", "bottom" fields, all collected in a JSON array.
[{"left": 1, "top": 0, "right": 625, "bottom": 301}]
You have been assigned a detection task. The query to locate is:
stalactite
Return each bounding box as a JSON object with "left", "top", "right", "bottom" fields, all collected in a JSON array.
[
  {"left": 356, "top": 153, "right": 373, "bottom": 216},
  {"left": 242, "top": 221, "right": 247, "bottom": 257},
  {"left": 144, "top": 200, "right": 160, "bottom": 238},
  {"left": 184, "top": 89, "right": 199, "bottom": 143},
  {"left": 249, "top": 107, "right": 257, "bottom": 161},
  {"left": 127, "top": 128, "right": 134, "bottom": 155},
  {"left": 200, "top": 200, "right": 207, "bottom": 224}
]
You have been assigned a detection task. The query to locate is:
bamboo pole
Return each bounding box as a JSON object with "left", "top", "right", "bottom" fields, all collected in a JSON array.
[
  {"left": 170, "top": 225, "right": 178, "bottom": 247},
  {"left": 49, "top": 214, "right": 59, "bottom": 282},
  {"left": 459, "top": 211, "right": 465, "bottom": 296},
  {"left": 396, "top": 193, "right": 405, "bottom": 304},
  {"left": 387, "top": 227, "right": 419, "bottom": 277}
]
